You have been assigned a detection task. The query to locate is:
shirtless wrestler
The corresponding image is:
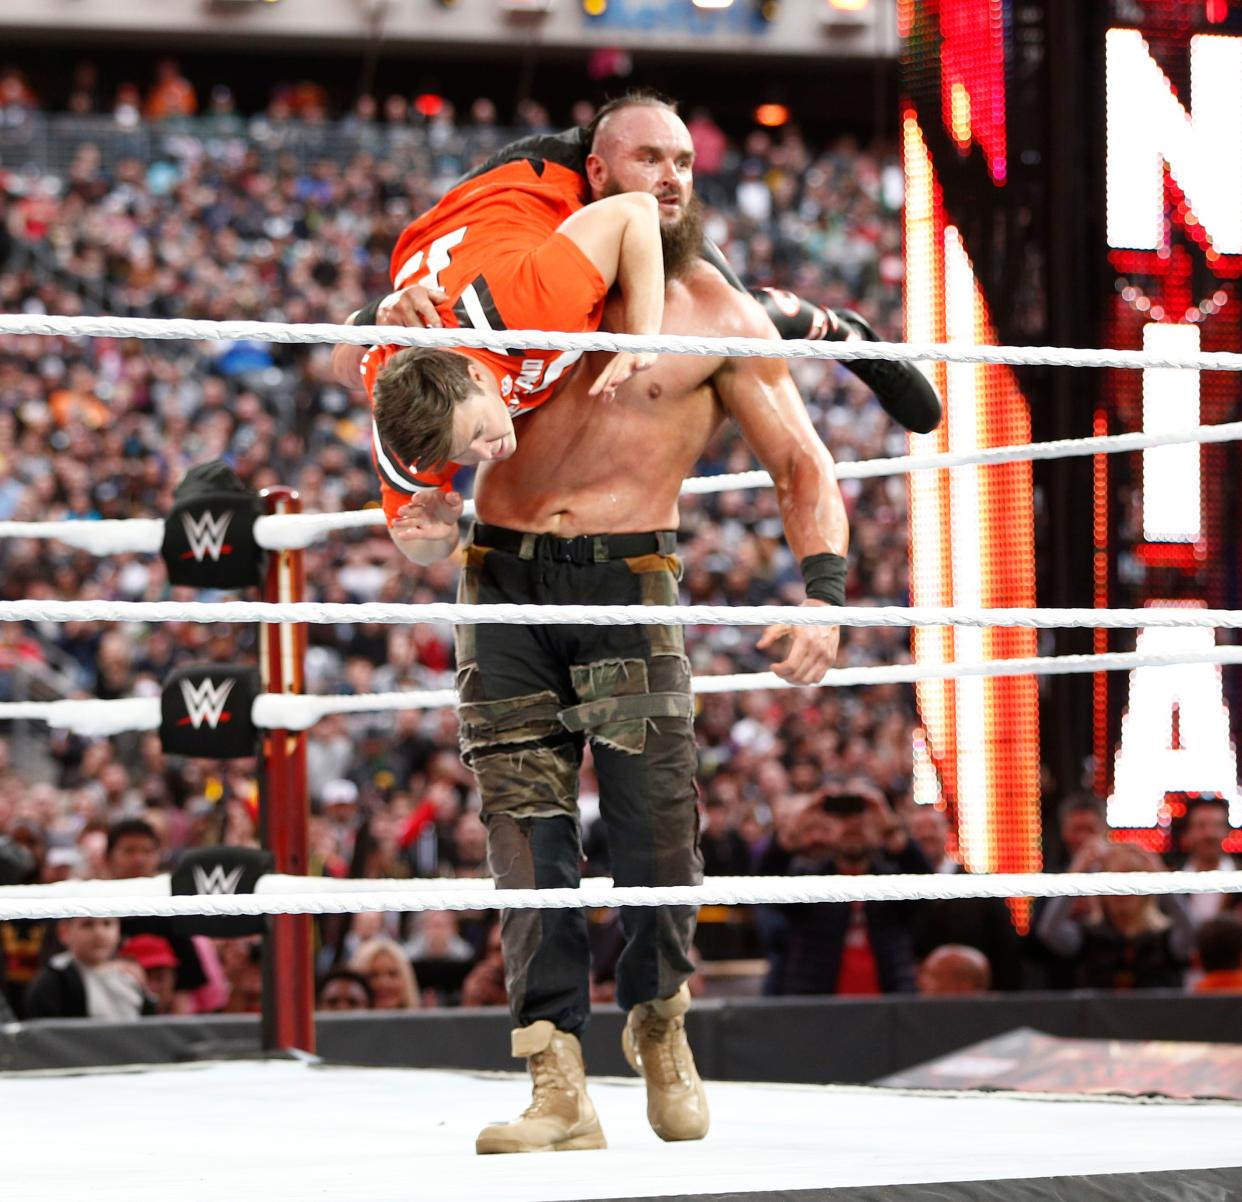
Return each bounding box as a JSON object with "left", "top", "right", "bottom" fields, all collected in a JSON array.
[{"left": 359, "top": 95, "right": 850, "bottom": 1157}]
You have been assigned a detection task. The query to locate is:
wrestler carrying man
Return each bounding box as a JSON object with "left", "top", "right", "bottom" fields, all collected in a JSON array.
[{"left": 340, "top": 95, "right": 861, "bottom": 1156}]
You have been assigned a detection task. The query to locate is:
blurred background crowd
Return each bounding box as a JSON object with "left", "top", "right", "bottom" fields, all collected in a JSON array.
[{"left": 1, "top": 61, "right": 1239, "bottom": 1026}]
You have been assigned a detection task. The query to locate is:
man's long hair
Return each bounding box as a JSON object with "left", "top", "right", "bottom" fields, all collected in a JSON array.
[{"left": 372, "top": 347, "right": 478, "bottom": 471}]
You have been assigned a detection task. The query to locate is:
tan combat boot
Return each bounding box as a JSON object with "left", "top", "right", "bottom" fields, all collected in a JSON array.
[
  {"left": 475, "top": 1020, "right": 607, "bottom": 1154},
  {"left": 623, "top": 983, "right": 710, "bottom": 1142}
]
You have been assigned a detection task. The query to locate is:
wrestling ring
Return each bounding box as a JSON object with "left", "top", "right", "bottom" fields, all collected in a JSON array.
[{"left": 1, "top": 313, "right": 1240, "bottom": 1201}]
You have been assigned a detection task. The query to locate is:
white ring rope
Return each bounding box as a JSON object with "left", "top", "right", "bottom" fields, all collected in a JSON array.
[
  {"left": 253, "top": 508, "right": 389, "bottom": 550},
  {"left": 6, "top": 312, "right": 1242, "bottom": 373},
  {"left": 3, "top": 598, "right": 1242, "bottom": 630},
  {"left": 1, "top": 870, "right": 1237, "bottom": 922},
  {"left": 0, "top": 872, "right": 518, "bottom": 901},
  {"left": 4, "top": 422, "right": 1240, "bottom": 554},
  {"left": 689, "top": 420, "right": 1242, "bottom": 490},
  {"left": 5, "top": 646, "right": 1242, "bottom": 737},
  {"left": 0, "top": 519, "right": 165, "bottom": 555},
  {"left": 0, "top": 698, "right": 163, "bottom": 738}
]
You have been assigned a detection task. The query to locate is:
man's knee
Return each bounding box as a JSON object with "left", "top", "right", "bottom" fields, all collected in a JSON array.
[
  {"left": 459, "top": 686, "right": 581, "bottom": 821},
  {"left": 486, "top": 811, "right": 581, "bottom": 889},
  {"left": 471, "top": 741, "right": 581, "bottom": 821}
]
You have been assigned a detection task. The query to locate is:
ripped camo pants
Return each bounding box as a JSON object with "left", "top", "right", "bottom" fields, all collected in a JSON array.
[{"left": 455, "top": 525, "right": 702, "bottom": 1037}]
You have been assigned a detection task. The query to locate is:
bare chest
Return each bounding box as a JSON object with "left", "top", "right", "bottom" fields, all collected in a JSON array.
[{"left": 472, "top": 272, "right": 739, "bottom": 532}]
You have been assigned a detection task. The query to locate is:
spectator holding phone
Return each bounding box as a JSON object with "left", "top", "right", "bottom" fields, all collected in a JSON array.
[
  {"left": 1035, "top": 843, "right": 1194, "bottom": 990},
  {"left": 755, "top": 786, "right": 931, "bottom": 995},
  {"left": 1028, "top": 795, "right": 1110, "bottom": 988}
]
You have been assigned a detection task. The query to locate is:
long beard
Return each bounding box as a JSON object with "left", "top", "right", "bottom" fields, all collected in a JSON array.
[
  {"left": 659, "top": 194, "right": 705, "bottom": 280},
  {"left": 599, "top": 182, "right": 705, "bottom": 280}
]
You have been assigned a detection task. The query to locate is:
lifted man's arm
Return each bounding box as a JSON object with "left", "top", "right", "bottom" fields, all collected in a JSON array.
[
  {"left": 388, "top": 488, "right": 464, "bottom": 565},
  {"left": 553, "top": 191, "right": 664, "bottom": 398},
  {"left": 714, "top": 291, "right": 849, "bottom": 685}
]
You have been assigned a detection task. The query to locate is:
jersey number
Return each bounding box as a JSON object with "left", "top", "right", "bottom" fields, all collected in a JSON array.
[{"left": 393, "top": 226, "right": 468, "bottom": 291}]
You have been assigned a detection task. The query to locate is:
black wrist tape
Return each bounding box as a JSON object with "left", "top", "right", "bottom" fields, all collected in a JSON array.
[
  {"left": 355, "top": 297, "right": 382, "bottom": 327},
  {"left": 801, "top": 553, "right": 847, "bottom": 606}
]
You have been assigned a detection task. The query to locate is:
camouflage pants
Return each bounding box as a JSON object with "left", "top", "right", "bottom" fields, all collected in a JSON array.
[{"left": 455, "top": 524, "right": 702, "bottom": 1037}]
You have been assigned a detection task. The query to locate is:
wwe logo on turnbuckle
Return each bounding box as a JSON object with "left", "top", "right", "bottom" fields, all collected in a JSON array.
[
  {"left": 180, "top": 510, "right": 234, "bottom": 562},
  {"left": 191, "top": 864, "right": 245, "bottom": 895},
  {"left": 179, "top": 677, "right": 236, "bottom": 730}
]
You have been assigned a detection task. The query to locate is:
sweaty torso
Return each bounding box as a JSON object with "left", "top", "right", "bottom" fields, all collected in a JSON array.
[{"left": 475, "top": 263, "right": 744, "bottom": 535}]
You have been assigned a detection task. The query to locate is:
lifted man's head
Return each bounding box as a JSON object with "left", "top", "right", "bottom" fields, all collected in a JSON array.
[{"left": 373, "top": 348, "right": 516, "bottom": 470}]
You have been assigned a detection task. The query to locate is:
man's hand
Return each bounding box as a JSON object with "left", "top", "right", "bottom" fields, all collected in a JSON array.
[
  {"left": 1065, "top": 836, "right": 1110, "bottom": 920},
  {"left": 756, "top": 598, "right": 840, "bottom": 684},
  {"left": 859, "top": 788, "right": 906, "bottom": 854},
  {"left": 377, "top": 284, "right": 448, "bottom": 329},
  {"left": 791, "top": 798, "right": 836, "bottom": 858},
  {"left": 111, "top": 958, "right": 148, "bottom": 991},
  {"left": 333, "top": 285, "right": 448, "bottom": 391},
  {"left": 390, "top": 490, "right": 463, "bottom": 548},
  {"left": 588, "top": 351, "right": 657, "bottom": 400},
  {"left": 1068, "top": 837, "right": 1109, "bottom": 874}
]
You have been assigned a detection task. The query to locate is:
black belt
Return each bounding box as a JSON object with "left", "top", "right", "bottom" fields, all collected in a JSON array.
[{"left": 471, "top": 523, "right": 676, "bottom": 565}]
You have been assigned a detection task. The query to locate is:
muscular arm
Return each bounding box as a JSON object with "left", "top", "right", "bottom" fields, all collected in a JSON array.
[
  {"left": 716, "top": 300, "right": 848, "bottom": 564},
  {"left": 713, "top": 290, "right": 848, "bottom": 683}
]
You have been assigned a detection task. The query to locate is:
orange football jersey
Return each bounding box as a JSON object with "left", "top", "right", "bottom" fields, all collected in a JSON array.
[{"left": 366, "top": 158, "right": 607, "bottom": 521}]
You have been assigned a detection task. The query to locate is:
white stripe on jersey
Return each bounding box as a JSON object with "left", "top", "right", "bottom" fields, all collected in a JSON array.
[
  {"left": 539, "top": 348, "right": 584, "bottom": 391},
  {"left": 372, "top": 420, "right": 439, "bottom": 493},
  {"left": 458, "top": 283, "right": 493, "bottom": 331}
]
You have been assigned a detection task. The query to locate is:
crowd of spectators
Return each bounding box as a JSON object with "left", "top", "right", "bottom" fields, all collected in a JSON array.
[
  {"left": 1, "top": 64, "right": 1239, "bottom": 1025},
  {"left": 4, "top": 788, "right": 1241, "bottom": 1023}
]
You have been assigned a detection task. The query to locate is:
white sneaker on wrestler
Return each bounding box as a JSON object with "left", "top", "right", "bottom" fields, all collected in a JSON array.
[
  {"left": 623, "top": 983, "right": 710, "bottom": 1142},
  {"left": 475, "top": 1020, "right": 607, "bottom": 1154}
]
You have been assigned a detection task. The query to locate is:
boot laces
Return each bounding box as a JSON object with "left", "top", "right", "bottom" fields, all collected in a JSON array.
[
  {"left": 522, "top": 1048, "right": 570, "bottom": 1118},
  {"left": 638, "top": 1011, "right": 691, "bottom": 1087}
]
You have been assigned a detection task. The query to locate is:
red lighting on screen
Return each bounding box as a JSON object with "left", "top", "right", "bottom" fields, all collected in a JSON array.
[
  {"left": 938, "top": 0, "right": 1008, "bottom": 182},
  {"left": 904, "top": 0, "right": 1242, "bottom": 880},
  {"left": 903, "top": 103, "right": 1040, "bottom": 924}
]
